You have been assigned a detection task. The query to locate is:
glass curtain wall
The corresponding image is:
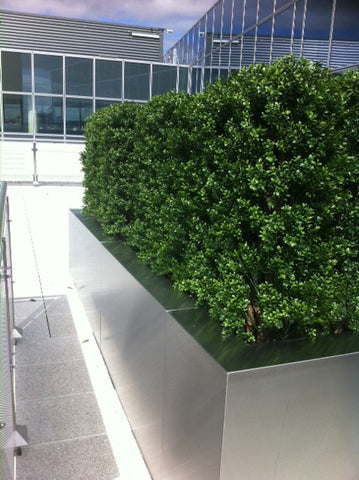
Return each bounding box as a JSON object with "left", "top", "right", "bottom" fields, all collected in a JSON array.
[
  {"left": 2, "top": 1, "right": 358, "bottom": 140},
  {"left": 166, "top": 0, "right": 359, "bottom": 73},
  {"left": 1, "top": 50, "right": 191, "bottom": 140}
]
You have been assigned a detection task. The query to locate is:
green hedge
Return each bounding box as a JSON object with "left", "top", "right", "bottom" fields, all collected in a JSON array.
[{"left": 82, "top": 57, "right": 359, "bottom": 343}]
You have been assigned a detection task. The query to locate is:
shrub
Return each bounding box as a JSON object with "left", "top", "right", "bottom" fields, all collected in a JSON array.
[
  {"left": 82, "top": 102, "right": 141, "bottom": 234},
  {"left": 82, "top": 57, "right": 359, "bottom": 343}
]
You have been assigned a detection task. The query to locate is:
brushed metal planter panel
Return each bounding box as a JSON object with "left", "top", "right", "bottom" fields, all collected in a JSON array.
[
  {"left": 221, "top": 353, "right": 359, "bottom": 480},
  {"left": 162, "top": 314, "right": 227, "bottom": 480},
  {"left": 69, "top": 210, "right": 101, "bottom": 342},
  {"left": 70, "top": 210, "right": 359, "bottom": 480},
  {"left": 99, "top": 246, "right": 166, "bottom": 479}
]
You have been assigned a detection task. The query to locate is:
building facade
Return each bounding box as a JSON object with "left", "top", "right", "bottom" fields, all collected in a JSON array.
[
  {"left": 0, "top": 11, "right": 190, "bottom": 142},
  {"left": 1, "top": 2, "right": 358, "bottom": 143},
  {"left": 1, "top": 10, "right": 164, "bottom": 61},
  {"left": 164, "top": 0, "right": 359, "bottom": 92}
]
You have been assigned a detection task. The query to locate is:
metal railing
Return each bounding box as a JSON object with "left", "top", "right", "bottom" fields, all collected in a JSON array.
[{"left": 1, "top": 182, "right": 28, "bottom": 480}]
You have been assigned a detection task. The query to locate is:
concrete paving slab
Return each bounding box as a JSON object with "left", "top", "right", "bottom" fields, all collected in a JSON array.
[
  {"left": 16, "top": 360, "right": 93, "bottom": 402},
  {"left": 13, "top": 298, "right": 45, "bottom": 321},
  {"left": 16, "top": 392, "right": 106, "bottom": 445},
  {"left": 16, "top": 335, "right": 83, "bottom": 366},
  {"left": 16, "top": 435, "right": 119, "bottom": 480}
]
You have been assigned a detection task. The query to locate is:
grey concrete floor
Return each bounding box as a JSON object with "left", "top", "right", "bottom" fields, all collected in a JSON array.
[{"left": 8, "top": 185, "right": 151, "bottom": 480}]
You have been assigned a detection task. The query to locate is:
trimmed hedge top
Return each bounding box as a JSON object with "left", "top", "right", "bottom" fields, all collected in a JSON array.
[{"left": 82, "top": 56, "right": 359, "bottom": 343}]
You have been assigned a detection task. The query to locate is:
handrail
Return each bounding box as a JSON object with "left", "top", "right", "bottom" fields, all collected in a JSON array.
[{"left": 1, "top": 181, "right": 8, "bottom": 238}]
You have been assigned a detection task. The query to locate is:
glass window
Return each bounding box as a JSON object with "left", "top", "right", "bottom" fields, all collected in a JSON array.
[
  {"left": 244, "top": 0, "right": 258, "bottom": 30},
  {"left": 219, "top": 68, "right": 229, "bottom": 79},
  {"left": 66, "top": 98, "right": 93, "bottom": 135},
  {"left": 241, "top": 34, "right": 256, "bottom": 66},
  {"left": 124, "top": 62, "right": 150, "bottom": 101},
  {"left": 96, "top": 100, "right": 122, "bottom": 110},
  {"left": 178, "top": 67, "right": 189, "bottom": 92},
  {"left": 332, "top": 0, "right": 359, "bottom": 40},
  {"left": 212, "top": 67, "right": 221, "bottom": 81},
  {"left": 255, "top": 19, "right": 273, "bottom": 63},
  {"left": 213, "top": 0, "right": 224, "bottom": 35},
  {"left": 1, "top": 52, "right": 31, "bottom": 92},
  {"left": 331, "top": 0, "right": 359, "bottom": 68},
  {"left": 65, "top": 57, "right": 93, "bottom": 96},
  {"left": 302, "top": 0, "right": 333, "bottom": 63},
  {"left": 276, "top": 0, "right": 295, "bottom": 9},
  {"left": 180, "top": 38, "right": 186, "bottom": 64},
  {"left": 232, "top": 0, "right": 244, "bottom": 35},
  {"left": 223, "top": 0, "right": 234, "bottom": 35},
  {"left": 183, "top": 36, "right": 189, "bottom": 64},
  {"left": 198, "top": 17, "right": 207, "bottom": 62},
  {"left": 304, "top": 0, "right": 332, "bottom": 40},
  {"left": 193, "top": 24, "right": 200, "bottom": 63},
  {"left": 35, "top": 96, "right": 63, "bottom": 134},
  {"left": 152, "top": 65, "right": 177, "bottom": 96},
  {"left": 188, "top": 30, "right": 194, "bottom": 64},
  {"left": 95, "top": 60, "right": 122, "bottom": 98},
  {"left": 258, "top": 0, "right": 276, "bottom": 19},
  {"left": 204, "top": 67, "right": 211, "bottom": 86},
  {"left": 272, "top": 6, "right": 294, "bottom": 60},
  {"left": 191, "top": 67, "right": 201, "bottom": 94},
  {"left": 34, "top": 55, "right": 63, "bottom": 94},
  {"left": 3, "top": 94, "right": 32, "bottom": 132},
  {"left": 206, "top": 9, "right": 214, "bottom": 66}
]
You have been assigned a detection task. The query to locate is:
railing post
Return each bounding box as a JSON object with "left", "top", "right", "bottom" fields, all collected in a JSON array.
[{"left": 32, "top": 142, "right": 39, "bottom": 186}]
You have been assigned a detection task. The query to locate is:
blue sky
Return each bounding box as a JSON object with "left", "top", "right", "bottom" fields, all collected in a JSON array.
[{"left": 1, "top": 0, "right": 216, "bottom": 51}]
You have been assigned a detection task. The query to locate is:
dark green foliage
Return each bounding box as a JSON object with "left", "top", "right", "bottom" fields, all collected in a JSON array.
[
  {"left": 82, "top": 57, "right": 359, "bottom": 343},
  {"left": 82, "top": 102, "right": 141, "bottom": 234}
]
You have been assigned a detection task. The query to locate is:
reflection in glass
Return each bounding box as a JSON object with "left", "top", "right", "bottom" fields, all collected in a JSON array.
[
  {"left": 232, "top": 0, "right": 244, "bottom": 35},
  {"left": 178, "top": 67, "right": 189, "bottom": 92},
  {"left": 34, "top": 55, "right": 63, "bottom": 94},
  {"left": 198, "top": 17, "right": 207, "bottom": 62},
  {"left": 219, "top": 68, "right": 229, "bottom": 79},
  {"left": 302, "top": 0, "right": 333, "bottom": 63},
  {"left": 332, "top": 0, "right": 359, "bottom": 40},
  {"left": 244, "top": 0, "right": 258, "bottom": 30},
  {"left": 188, "top": 30, "right": 194, "bottom": 64},
  {"left": 193, "top": 24, "right": 200, "bottom": 64},
  {"left": 272, "top": 6, "right": 294, "bottom": 60},
  {"left": 304, "top": 0, "right": 332, "bottom": 39},
  {"left": 1, "top": 52, "right": 31, "bottom": 92},
  {"left": 3, "top": 94, "right": 32, "bottom": 132},
  {"left": 96, "top": 60, "right": 122, "bottom": 98},
  {"left": 183, "top": 36, "right": 189, "bottom": 64},
  {"left": 66, "top": 98, "right": 93, "bottom": 134},
  {"left": 204, "top": 67, "right": 211, "bottom": 86},
  {"left": 35, "top": 96, "right": 63, "bottom": 134},
  {"left": 241, "top": 34, "right": 256, "bottom": 66},
  {"left": 205, "top": 9, "right": 214, "bottom": 66},
  {"left": 222, "top": 0, "right": 234, "bottom": 35},
  {"left": 124, "top": 62, "right": 150, "bottom": 100},
  {"left": 152, "top": 65, "right": 177, "bottom": 96},
  {"left": 191, "top": 67, "right": 201, "bottom": 94},
  {"left": 331, "top": 0, "right": 359, "bottom": 68},
  {"left": 96, "top": 100, "right": 122, "bottom": 110},
  {"left": 257, "top": 0, "right": 276, "bottom": 20},
  {"left": 256, "top": 19, "right": 273, "bottom": 64},
  {"left": 66, "top": 57, "right": 93, "bottom": 96},
  {"left": 213, "top": 0, "right": 223, "bottom": 35},
  {"left": 291, "top": 0, "right": 305, "bottom": 57},
  {"left": 212, "top": 67, "right": 220, "bottom": 82}
]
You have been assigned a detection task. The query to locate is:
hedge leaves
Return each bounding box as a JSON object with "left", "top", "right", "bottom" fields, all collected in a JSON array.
[{"left": 82, "top": 56, "right": 359, "bottom": 343}]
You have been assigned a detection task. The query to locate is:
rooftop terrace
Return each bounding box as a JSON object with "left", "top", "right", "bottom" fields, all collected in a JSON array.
[{"left": 3, "top": 184, "right": 152, "bottom": 480}]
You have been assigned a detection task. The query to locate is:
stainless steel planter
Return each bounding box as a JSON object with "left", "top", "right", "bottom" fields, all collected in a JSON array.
[{"left": 69, "top": 209, "right": 359, "bottom": 480}]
